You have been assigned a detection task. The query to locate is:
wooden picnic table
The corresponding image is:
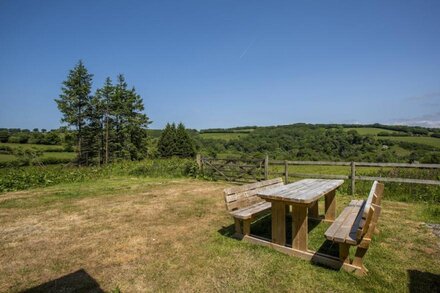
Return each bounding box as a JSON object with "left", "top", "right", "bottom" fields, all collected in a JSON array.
[{"left": 257, "top": 179, "right": 344, "bottom": 252}]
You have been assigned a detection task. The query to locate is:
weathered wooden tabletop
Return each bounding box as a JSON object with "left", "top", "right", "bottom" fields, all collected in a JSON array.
[{"left": 257, "top": 179, "right": 344, "bottom": 204}]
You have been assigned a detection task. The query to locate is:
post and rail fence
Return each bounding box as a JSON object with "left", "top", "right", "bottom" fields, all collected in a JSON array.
[{"left": 196, "top": 154, "right": 440, "bottom": 195}]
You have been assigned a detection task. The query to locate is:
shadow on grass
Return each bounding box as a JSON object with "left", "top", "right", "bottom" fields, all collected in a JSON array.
[
  {"left": 407, "top": 270, "right": 440, "bottom": 293},
  {"left": 21, "top": 269, "right": 103, "bottom": 293},
  {"left": 218, "top": 214, "right": 325, "bottom": 245},
  {"left": 218, "top": 214, "right": 343, "bottom": 270}
]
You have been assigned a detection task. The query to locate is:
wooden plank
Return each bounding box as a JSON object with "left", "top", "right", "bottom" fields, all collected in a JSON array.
[
  {"left": 271, "top": 202, "right": 286, "bottom": 245},
  {"left": 230, "top": 202, "right": 271, "bottom": 219},
  {"left": 363, "top": 181, "right": 378, "bottom": 217},
  {"left": 324, "top": 190, "right": 336, "bottom": 221},
  {"left": 225, "top": 182, "right": 284, "bottom": 203},
  {"left": 355, "top": 176, "right": 440, "bottom": 185},
  {"left": 292, "top": 204, "right": 308, "bottom": 251},
  {"left": 258, "top": 179, "right": 344, "bottom": 204},
  {"left": 270, "top": 160, "right": 440, "bottom": 168},
  {"left": 339, "top": 243, "right": 350, "bottom": 263},
  {"left": 270, "top": 160, "right": 352, "bottom": 166},
  {"left": 355, "top": 162, "right": 440, "bottom": 169},
  {"left": 203, "top": 157, "right": 264, "bottom": 163},
  {"left": 291, "top": 180, "right": 344, "bottom": 203},
  {"left": 227, "top": 196, "right": 263, "bottom": 211},
  {"left": 308, "top": 201, "right": 319, "bottom": 218},
  {"left": 234, "top": 218, "right": 242, "bottom": 235},
  {"left": 351, "top": 161, "right": 356, "bottom": 195},
  {"left": 348, "top": 201, "right": 367, "bottom": 243},
  {"left": 333, "top": 202, "right": 363, "bottom": 244},
  {"left": 223, "top": 178, "right": 283, "bottom": 195},
  {"left": 288, "top": 173, "right": 349, "bottom": 180},
  {"left": 325, "top": 200, "right": 364, "bottom": 241}
]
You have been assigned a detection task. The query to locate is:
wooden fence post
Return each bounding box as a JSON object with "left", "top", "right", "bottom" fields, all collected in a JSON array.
[
  {"left": 351, "top": 161, "right": 356, "bottom": 195},
  {"left": 196, "top": 154, "right": 201, "bottom": 169},
  {"left": 264, "top": 155, "right": 269, "bottom": 180},
  {"left": 196, "top": 154, "right": 204, "bottom": 175},
  {"left": 284, "top": 160, "right": 289, "bottom": 183}
]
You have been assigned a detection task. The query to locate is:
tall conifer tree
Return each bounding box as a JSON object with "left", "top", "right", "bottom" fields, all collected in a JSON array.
[{"left": 55, "top": 60, "right": 93, "bottom": 165}]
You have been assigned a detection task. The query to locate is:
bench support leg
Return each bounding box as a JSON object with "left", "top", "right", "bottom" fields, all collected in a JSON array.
[
  {"left": 234, "top": 218, "right": 242, "bottom": 236},
  {"left": 243, "top": 219, "right": 251, "bottom": 236},
  {"left": 352, "top": 246, "right": 368, "bottom": 267},
  {"left": 339, "top": 243, "right": 350, "bottom": 264}
]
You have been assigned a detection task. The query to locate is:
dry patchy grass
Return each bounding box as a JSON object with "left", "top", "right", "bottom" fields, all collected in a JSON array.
[{"left": 0, "top": 178, "right": 439, "bottom": 292}]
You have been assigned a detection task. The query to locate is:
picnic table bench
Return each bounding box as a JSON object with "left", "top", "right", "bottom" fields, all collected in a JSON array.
[
  {"left": 223, "top": 178, "right": 284, "bottom": 237},
  {"left": 324, "top": 180, "right": 384, "bottom": 275},
  {"left": 223, "top": 178, "right": 384, "bottom": 276}
]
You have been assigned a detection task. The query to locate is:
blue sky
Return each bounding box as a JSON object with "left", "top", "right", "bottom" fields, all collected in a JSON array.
[{"left": 1, "top": 0, "right": 439, "bottom": 130}]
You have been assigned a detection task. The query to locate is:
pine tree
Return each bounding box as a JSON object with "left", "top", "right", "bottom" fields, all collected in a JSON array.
[
  {"left": 157, "top": 123, "right": 195, "bottom": 158},
  {"left": 55, "top": 60, "right": 93, "bottom": 165},
  {"left": 157, "top": 123, "right": 177, "bottom": 157},
  {"left": 94, "top": 77, "right": 115, "bottom": 164},
  {"left": 111, "top": 74, "right": 150, "bottom": 160},
  {"left": 176, "top": 123, "right": 196, "bottom": 158}
]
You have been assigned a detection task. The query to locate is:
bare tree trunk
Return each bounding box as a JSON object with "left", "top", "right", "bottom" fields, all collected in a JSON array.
[
  {"left": 105, "top": 114, "right": 109, "bottom": 164},
  {"left": 77, "top": 122, "right": 82, "bottom": 166}
]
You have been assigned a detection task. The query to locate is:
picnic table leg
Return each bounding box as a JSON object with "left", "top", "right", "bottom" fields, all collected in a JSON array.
[
  {"left": 324, "top": 190, "right": 336, "bottom": 222},
  {"left": 308, "top": 201, "right": 319, "bottom": 219},
  {"left": 292, "top": 204, "right": 308, "bottom": 251},
  {"left": 271, "top": 202, "right": 286, "bottom": 245}
]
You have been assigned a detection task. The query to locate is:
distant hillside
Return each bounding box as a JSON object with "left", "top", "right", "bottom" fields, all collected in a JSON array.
[{"left": 194, "top": 123, "right": 440, "bottom": 163}]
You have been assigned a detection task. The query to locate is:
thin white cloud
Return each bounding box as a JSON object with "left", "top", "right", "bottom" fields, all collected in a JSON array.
[
  {"left": 239, "top": 38, "right": 257, "bottom": 59},
  {"left": 408, "top": 91, "right": 440, "bottom": 102}
]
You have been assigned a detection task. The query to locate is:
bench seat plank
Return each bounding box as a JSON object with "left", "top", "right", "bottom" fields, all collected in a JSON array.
[{"left": 325, "top": 200, "right": 365, "bottom": 245}]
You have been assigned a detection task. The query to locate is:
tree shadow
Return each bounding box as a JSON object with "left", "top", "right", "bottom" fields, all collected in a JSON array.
[
  {"left": 407, "top": 270, "right": 440, "bottom": 293},
  {"left": 20, "top": 269, "right": 103, "bottom": 293}
]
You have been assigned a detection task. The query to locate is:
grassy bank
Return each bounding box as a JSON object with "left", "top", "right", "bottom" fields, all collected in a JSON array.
[
  {"left": 0, "top": 178, "right": 438, "bottom": 292},
  {"left": 0, "top": 158, "right": 198, "bottom": 193}
]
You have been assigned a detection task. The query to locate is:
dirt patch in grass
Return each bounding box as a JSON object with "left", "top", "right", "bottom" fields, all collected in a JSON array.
[{"left": 0, "top": 178, "right": 439, "bottom": 292}]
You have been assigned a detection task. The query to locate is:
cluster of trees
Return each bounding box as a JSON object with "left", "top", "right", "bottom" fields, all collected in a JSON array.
[
  {"left": 0, "top": 128, "right": 69, "bottom": 146},
  {"left": 55, "top": 60, "right": 150, "bottom": 165},
  {"left": 157, "top": 123, "right": 196, "bottom": 158},
  {"left": 195, "top": 124, "right": 440, "bottom": 163}
]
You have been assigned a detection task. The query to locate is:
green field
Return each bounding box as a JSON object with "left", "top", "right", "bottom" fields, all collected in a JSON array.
[
  {"left": 0, "top": 142, "right": 65, "bottom": 151},
  {"left": 380, "top": 136, "right": 440, "bottom": 149},
  {"left": 345, "top": 127, "right": 399, "bottom": 135},
  {"left": 0, "top": 154, "right": 16, "bottom": 162},
  {"left": 199, "top": 132, "right": 248, "bottom": 140},
  {"left": 0, "top": 142, "right": 75, "bottom": 164},
  {"left": 0, "top": 152, "right": 75, "bottom": 164}
]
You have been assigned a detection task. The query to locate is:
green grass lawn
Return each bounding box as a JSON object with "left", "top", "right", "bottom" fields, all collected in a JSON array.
[
  {"left": 40, "top": 152, "right": 76, "bottom": 159},
  {"left": 0, "top": 177, "right": 438, "bottom": 292},
  {"left": 0, "top": 154, "right": 16, "bottom": 162},
  {"left": 0, "top": 142, "right": 65, "bottom": 151},
  {"left": 380, "top": 136, "right": 440, "bottom": 149},
  {"left": 0, "top": 152, "right": 75, "bottom": 163},
  {"left": 200, "top": 132, "right": 248, "bottom": 140},
  {"left": 345, "top": 127, "right": 400, "bottom": 135}
]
